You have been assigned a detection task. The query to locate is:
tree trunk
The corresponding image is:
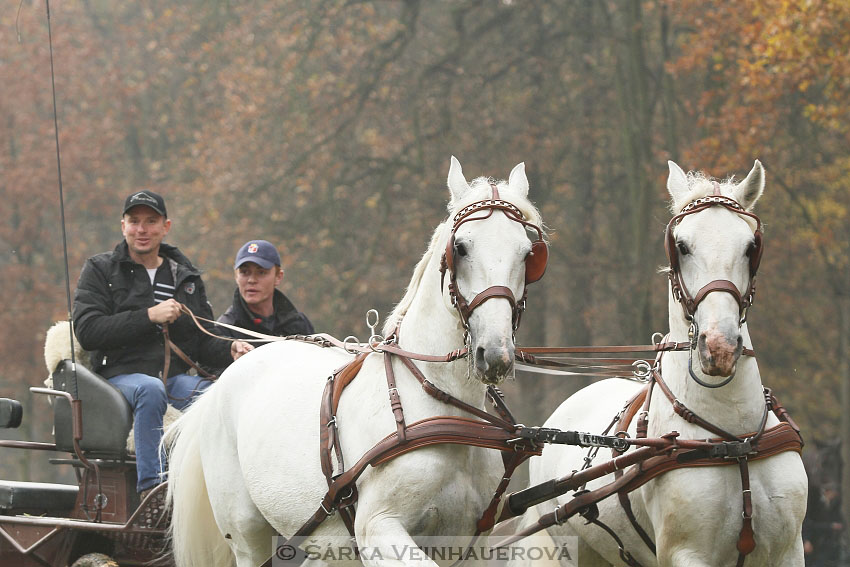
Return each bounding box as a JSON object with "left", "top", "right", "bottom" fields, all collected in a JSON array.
[{"left": 840, "top": 291, "right": 850, "bottom": 547}]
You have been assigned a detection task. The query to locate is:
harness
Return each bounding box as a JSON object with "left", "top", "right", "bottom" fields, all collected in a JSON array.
[
  {"left": 490, "top": 192, "right": 801, "bottom": 566},
  {"left": 664, "top": 188, "right": 763, "bottom": 325},
  {"left": 173, "top": 187, "right": 800, "bottom": 564},
  {"left": 491, "top": 376, "right": 802, "bottom": 566},
  {"left": 439, "top": 184, "right": 548, "bottom": 333},
  {"left": 289, "top": 187, "right": 548, "bottom": 542},
  {"left": 290, "top": 342, "right": 541, "bottom": 541},
  {"left": 605, "top": 349, "right": 803, "bottom": 567}
]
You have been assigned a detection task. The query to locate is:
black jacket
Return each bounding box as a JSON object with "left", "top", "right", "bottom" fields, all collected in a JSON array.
[
  {"left": 216, "top": 288, "right": 314, "bottom": 344},
  {"left": 73, "top": 241, "right": 233, "bottom": 379}
]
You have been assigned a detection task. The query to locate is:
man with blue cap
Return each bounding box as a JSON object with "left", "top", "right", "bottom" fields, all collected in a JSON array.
[{"left": 217, "top": 240, "right": 314, "bottom": 342}]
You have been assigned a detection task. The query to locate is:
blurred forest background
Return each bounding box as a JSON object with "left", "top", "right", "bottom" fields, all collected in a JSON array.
[{"left": 1, "top": 0, "right": 848, "bottom": 542}]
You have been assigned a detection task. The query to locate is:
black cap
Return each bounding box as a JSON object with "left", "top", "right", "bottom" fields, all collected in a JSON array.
[{"left": 123, "top": 190, "right": 167, "bottom": 217}]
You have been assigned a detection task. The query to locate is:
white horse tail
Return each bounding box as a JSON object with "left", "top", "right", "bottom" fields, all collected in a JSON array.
[{"left": 163, "top": 390, "right": 232, "bottom": 567}]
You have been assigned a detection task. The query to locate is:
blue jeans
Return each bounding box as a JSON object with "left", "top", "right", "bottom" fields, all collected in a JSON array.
[{"left": 108, "top": 372, "right": 212, "bottom": 492}]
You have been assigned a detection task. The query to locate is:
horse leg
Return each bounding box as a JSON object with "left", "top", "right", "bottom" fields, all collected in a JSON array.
[
  {"left": 545, "top": 520, "right": 612, "bottom": 567},
  {"left": 201, "top": 413, "right": 277, "bottom": 567},
  {"left": 356, "top": 513, "right": 439, "bottom": 567},
  {"left": 773, "top": 540, "right": 805, "bottom": 567}
]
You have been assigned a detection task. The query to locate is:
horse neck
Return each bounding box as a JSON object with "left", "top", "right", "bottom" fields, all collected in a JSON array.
[
  {"left": 396, "top": 257, "right": 487, "bottom": 407},
  {"left": 651, "top": 292, "right": 766, "bottom": 437}
]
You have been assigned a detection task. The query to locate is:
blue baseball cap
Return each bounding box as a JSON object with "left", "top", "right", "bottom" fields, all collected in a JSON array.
[{"left": 234, "top": 240, "right": 281, "bottom": 270}]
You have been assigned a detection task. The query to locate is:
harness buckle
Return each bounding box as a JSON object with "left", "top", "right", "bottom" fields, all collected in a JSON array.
[
  {"left": 710, "top": 439, "right": 755, "bottom": 460},
  {"left": 553, "top": 505, "right": 566, "bottom": 525}
]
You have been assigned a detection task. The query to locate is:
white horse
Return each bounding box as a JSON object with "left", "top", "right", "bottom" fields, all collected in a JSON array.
[
  {"left": 165, "top": 156, "right": 546, "bottom": 567},
  {"left": 526, "top": 160, "right": 807, "bottom": 566}
]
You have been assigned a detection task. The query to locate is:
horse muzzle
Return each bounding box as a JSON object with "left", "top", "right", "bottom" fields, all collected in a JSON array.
[
  {"left": 697, "top": 326, "right": 743, "bottom": 377},
  {"left": 474, "top": 343, "right": 515, "bottom": 385}
]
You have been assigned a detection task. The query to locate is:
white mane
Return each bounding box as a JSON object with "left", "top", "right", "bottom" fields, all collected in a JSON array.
[
  {"left": 669, "top": 171, "right": 737, "bottom": 213},
  {"left": 383, "top": 176, "right": 544, "bottom": 335},
  {"left": 670, "top": 170, "right": 759, "bottom": 231}
]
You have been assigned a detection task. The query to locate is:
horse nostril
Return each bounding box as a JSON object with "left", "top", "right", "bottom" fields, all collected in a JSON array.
[{"left": 475, "top": 346, "right": 488, "bottom": 373}]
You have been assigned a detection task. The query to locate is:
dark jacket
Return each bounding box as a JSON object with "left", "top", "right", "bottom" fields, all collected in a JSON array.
[
  {"left": 73, "top": 241, "right": 233, "bottom": 379},
  {"left": 216, "top": 288, "right": 314, "bottom": 344}
]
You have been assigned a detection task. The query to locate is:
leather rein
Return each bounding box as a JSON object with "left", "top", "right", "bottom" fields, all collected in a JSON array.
[{"left": 168, "top": 191, "right": 798, "bottom": 565}]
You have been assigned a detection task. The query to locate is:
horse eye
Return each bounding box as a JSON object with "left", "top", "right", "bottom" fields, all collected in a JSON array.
[
  {"left": 745, "top": 241, "right": 756, "bottom": 258},
  {"left": 677, "top": 241, "right": 690, "bottom": 256},
  {"left": 455, "top": 242, "right": 468, "bottom": 257}
]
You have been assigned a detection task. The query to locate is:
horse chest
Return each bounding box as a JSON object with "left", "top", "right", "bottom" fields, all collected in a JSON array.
[
  {"left": 356, "top": 445, "right": 502, "bottom": 533},
  {"left": 642, "top": 454, "right": 807, "bottom": 561}
]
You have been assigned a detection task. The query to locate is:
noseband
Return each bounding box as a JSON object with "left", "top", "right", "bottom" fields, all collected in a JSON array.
[
  {"left": 665, "top": 194, "right": 763, "bottom": 323},
  {"left": 439, "top": 184, "right": 548, "bottom": 333}
]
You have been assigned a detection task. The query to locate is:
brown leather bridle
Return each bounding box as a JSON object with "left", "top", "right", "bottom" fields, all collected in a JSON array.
[
  {"left": 665, "top": 194, "right": 763, "bottom": 323},
  {"left": 439, "top": 184, "right": 548, "bottom": 333}
]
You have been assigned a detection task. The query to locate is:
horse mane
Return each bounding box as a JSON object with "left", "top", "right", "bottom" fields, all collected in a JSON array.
[
  {"left": 382, "top": 222, "right": 446, "bottom": 335},
  {"left": 670, "top": 171, "right": 758, "bottom": 231},
  {"left": 383, "top": 175, "right": 544, "bottom": 335}
]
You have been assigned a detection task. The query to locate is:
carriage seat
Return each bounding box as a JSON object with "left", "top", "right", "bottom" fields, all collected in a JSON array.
[
  {"left": 0, "top": 480, "right": 78, "bottom": 515},
  {"left": 52, "top": 360, "right": 133, "bottom": 459}
]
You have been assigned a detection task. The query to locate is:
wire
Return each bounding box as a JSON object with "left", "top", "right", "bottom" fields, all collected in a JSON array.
[{"left": 45, "top": 0, "right": 79, "bottom": 399}]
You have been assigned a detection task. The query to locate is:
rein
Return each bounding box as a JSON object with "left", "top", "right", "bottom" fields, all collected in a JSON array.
[
  {"left": 160, "top": 322, "right": 215, "bottom": 402},
  {"left": 175, "top": 303, "right": 470, "bottom": 362}
]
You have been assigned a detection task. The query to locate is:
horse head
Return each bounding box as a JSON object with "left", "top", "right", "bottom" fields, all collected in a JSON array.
[
  {"left": 666, "top": 159, "right": 765, "bottom": 380},
  {"left": 443, "top": 156, "right": 547, "bottom": 385}
]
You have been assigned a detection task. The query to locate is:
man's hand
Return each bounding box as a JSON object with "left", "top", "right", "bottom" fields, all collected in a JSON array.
[
  {"left": 231, "top": 340, "right": 254, "bottom": 360},
  {"left": 148, "top": 299, "right": 182, "bottom": 324}
]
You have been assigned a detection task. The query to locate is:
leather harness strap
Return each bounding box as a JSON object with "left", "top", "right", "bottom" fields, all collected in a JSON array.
[
  {"left": 297, "top": 413, "right": 541, "bottom": 538},
  {"left": 496, "top": 419, "right": 802, "bottom": 555},
  {"left": 295, "top": 341, "right": 540, "bottom": 541},
  {"left": 161, "top": 323, "right": 215, "bottom": 402},
  {"left": 603, "top": 357, "right": 802, "bottom": 565},
  {"left": 383, "top": 352, "right": 407, "bottom": 442}
]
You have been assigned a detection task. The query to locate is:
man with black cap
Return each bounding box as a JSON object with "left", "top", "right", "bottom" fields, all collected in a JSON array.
[
  {"left": 72, "top": 189, "right": 252, "bottom": 498},
  {"left": 217, "top": 239, "right": 314, "bottom": 342}
]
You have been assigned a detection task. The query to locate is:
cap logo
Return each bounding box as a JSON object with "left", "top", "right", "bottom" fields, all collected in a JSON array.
[
  {"left": 248, "top": 243, "right": 259, "bottom": 253},
  {"left": 130, "top": 192, "right": 158, "bottom": 205}
]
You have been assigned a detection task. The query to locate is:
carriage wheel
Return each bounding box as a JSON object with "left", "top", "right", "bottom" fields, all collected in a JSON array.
[{"left": 70, "top": 552, "right": 120, "bottom": 567}]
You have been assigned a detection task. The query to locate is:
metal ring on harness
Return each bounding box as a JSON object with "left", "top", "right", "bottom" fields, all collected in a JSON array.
[
  {"left": 632, "top": 360, "right": 652, "bottom": 381},
  {"left": 343, "top": 336, "right": 360, "bottom": 355}
]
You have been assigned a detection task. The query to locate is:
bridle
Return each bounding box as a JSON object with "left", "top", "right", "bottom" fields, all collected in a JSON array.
[
  {"left": 665, "top": 192, "right": 763, "bottom": 324},
  {"left": 664, "top": 189, "right": 764, "bottom": 388},
  {"left": 439, "top": 184, "right": 548, "bottom": 334}
]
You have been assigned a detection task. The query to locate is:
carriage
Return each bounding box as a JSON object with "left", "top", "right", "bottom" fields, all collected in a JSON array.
[
  {"left": 1, "top": 157, "right": 806, "bottom": 567},
  {"left": 0, "top": 361, "right": 172, "bottom": 567}
]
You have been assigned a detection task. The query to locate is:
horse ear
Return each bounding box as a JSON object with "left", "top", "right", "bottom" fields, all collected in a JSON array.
[
  {"left": 733, "top": 160, "right": 765, "bottom": 211},
  {"left": 667, "top": 160, "right": 690, "bottom": 211},
  {"left": 447, "top": 156, "right": 472, "bottom": 203},
  {"left": 508, "top": 162, "right": 529, "bottom": 197}
]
